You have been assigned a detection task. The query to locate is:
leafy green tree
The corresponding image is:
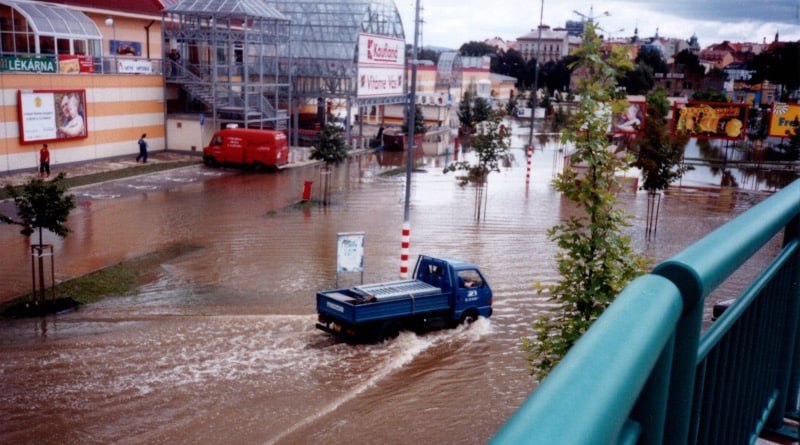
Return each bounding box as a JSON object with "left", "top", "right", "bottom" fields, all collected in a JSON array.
[
  {"left": 634, "top": 88, "right": 691, "bottom": 191},
  {"left": 748, "top": 42, "right": 800, "bottom": 92},
  {"left": 1, "top": 173, "right": 76, "bottom": 304},
  {"left": 417, "top": 47, "right": 441, "bottom": 65},
  {"left": 401, "top": 103, "right": 426, "bottom": 135},
  {"left": 458, "top": 91, "right": 475, "bottom": 132},
  {"left": 619, "top": 62, "right": 655, "bottom": 94},
  {"left": 459, "top": 41, "right": 498, "bottom": 57},
  {"left": 692, "top": 87, "right": 728, "bottom": 102},
  {"left": 311, "top": 123, "right": 349, "bottom": 166},
  {"left": 505, "top": 94, "right": 519, "bottom": 116},
  {"left": 492, "top": 49, "right": 530, "bottom": 87},
  {"left": 1, "top": 173, "right": 75, "bottom": 247},
  {"left": 472, "top": 97, "right": 491, "bottom": 124},
  {"left": 443, "top": 109, "right": 510, "bottom": 183},
  {"left": 786, "top": 118, "right": 800, "bottom": 161},
  {"left": 540, "top": 56, "right": 578, "bottom": 94},
  {"left": 635, "top": 46, "right": 669, "bottom": 75},
  {"left": 311, "top": 123, "right": 350, "bottom": 205},
  {"left": 522, "top": 24, "right": 648, "bottom": 379},
  {"left": 674, "top": 49, "right": 705, "bottom": 76}
]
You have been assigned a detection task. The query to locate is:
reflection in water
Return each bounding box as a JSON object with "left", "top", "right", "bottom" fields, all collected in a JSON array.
[{"left": 0, "top": 124, "right": 794, "bottom": 444}]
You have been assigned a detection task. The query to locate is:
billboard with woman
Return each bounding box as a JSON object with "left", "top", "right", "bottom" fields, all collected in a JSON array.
[{"left": 18, "top": 90, "right": 87, "bottom": 143}]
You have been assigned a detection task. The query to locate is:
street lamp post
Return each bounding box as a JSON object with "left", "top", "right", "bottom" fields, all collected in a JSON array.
[
  {"left": 572, "top": 5, "right": 609, "bottom": 24},
  {"left": 105, "top": 17, "right": 116, "bottom": 73}
]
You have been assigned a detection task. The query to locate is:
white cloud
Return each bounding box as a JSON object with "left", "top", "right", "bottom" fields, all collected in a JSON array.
[{"left": 395, "top": 0, "right": 800, "bottom": 50}]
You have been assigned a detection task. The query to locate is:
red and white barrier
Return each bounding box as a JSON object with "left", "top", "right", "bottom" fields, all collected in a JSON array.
[
  {"left": 400, "top": 222, "right": 410, "bottom": 278},
  {"left": 526, "top": 145, "right": 533, "bottom": 183}
]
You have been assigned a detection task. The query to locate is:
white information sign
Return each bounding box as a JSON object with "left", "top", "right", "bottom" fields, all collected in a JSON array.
[
  {"left": 19, "top": 92, "right": 57, "bottom": 141},
  {"left": 357, "top": 33, "right": 405, "bottom": 98},
  {"left": 337, "top": 232, "right": 365, "bottom": 273},
  {"left": 117, "top": 59, "right": 153, "bottom": 74}
]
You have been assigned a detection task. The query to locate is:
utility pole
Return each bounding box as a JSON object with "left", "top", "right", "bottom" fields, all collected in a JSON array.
[
  {"left": 525, "top": 0, "right": 545, "bottom": 164},
  {"left": 401, "top": 0, "right": 421, "bottom": 278}
]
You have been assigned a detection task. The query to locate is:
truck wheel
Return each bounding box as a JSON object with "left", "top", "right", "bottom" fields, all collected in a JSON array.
[
  {"left": 378, "top": 321, "right": 402, "bottom": 341},
  {"left": 252, "top": 162, "right": 266, "bottom": 173},
  {"left": 459, "top": 310, "right": 479, "bottom": 326},
  {"left": 203, "top": 156, "right": 216, "bottom": 167}
]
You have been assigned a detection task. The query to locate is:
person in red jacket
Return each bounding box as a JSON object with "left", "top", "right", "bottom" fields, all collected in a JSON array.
[{"left": 39, "top": 143, "right": 50, "bottom": 177}]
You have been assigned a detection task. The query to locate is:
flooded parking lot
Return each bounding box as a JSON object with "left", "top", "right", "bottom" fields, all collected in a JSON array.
[{"left": 0, "top": 127, "right": 792, "bottom": 444}]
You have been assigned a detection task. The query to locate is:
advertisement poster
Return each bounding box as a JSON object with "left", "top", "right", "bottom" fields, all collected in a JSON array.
[
  {"left": 117, "top": 59, "right": 153, "bottom": 74},
  {"left": 768, "top": 102, "right": 800, "bottom": 138},
  {"left": 672, "top": 101, "right": 748, "bottom": 140},
  {"left": 357, "top": 33, "right": 405, "bottom": 98},
  {"left": 337, "top": 232, "right": 365, "bottom": 273},
  {"left": 58, "top": 55, "right": 93, "bottom": 74},
  {"left": 612, "top": 101, "right": 646, "bottom": 134},
  {"left": 18, "top": 90, "right": 88, "bottom": 144},
  {"left": 110, "top": 40, "right": 141, "bottom": 56}
]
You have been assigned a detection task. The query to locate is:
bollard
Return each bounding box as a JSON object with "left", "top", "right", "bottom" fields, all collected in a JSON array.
[{"left": 302, "top": 180, "right": 313, "bottom": 201}]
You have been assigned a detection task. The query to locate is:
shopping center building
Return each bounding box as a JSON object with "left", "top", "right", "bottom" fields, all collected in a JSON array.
[{"left": 0, "top": 0, "right": 510, "bottom": 174}]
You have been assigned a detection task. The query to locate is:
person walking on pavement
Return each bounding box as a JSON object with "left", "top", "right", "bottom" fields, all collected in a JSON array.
[
  {"left": 39, "top": 143, "right": 50, "bottom": 177},
  {"left": 136, "top": 133, "right": 148, "bottom": 163}
]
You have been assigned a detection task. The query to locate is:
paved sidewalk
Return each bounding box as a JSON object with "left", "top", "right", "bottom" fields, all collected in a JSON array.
[
  {"left": 0, "top": 146, "right": 373, "bottom": 189},
  {"left": 0, "top": 151, "right": 202, "bottom": 188}
]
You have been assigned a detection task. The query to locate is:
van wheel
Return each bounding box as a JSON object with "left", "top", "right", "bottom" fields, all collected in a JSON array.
[
  {"left": 203, "top": 156, "right": 216, "bottom": 167},
  {"left": 252, "top": 162, "right": 266, "bottom": 173}
]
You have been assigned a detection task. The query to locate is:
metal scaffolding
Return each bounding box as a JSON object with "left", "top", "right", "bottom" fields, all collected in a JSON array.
[{"left": 162, "top": 0, "right": 292, "bottom": 130}]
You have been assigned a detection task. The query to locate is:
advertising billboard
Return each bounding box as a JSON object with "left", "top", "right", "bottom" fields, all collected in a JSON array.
[
  {"left": 671, "top": 101, "right": 748, "bottom": 140},
  {"left": 612, "top": 101, "right": 646, "bottom": 135},
  {"left": 768, "top": 102, "right": 800, "bottom": 138},
  {"left": 18, "top": 90, "right": 87, "bottom": 144},
  {"left": 357, "top": 33, "right": 405, "bottom": 98}
]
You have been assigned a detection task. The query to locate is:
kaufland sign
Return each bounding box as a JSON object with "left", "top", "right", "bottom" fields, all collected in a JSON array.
[{"left": 357, "top": 33, "right": 405, "bottom": 98}]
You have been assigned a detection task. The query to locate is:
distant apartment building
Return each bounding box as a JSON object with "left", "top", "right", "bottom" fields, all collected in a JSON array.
[
  {"left": 515, "top": 25, "right": 581, "bottom": 63},
  {"left": 699, "top": 41, "right": 762, "bottom": 70}
]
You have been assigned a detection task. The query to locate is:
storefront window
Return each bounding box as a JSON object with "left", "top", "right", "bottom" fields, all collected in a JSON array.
[
  {"left": 57, "top": 38, "right": 70, "bottom": 55},
  {"left": 39, "top": 36, "right": 55, "bottom": 54}
]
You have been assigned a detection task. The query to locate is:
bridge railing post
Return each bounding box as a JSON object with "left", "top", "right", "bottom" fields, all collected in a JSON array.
[{"left": 770, "top": 214, "right": 800, "bottom": 428}]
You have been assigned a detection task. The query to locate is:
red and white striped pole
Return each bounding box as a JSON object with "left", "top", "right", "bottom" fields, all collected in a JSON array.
[
  {"left": 400, "top": 222, "right": 411, "bottom": 278},
  {"left": 526, "top": 145, "right": 533, "bottom": 183}
]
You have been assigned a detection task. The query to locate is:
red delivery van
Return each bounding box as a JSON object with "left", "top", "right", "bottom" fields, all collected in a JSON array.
[{"left": 203, "top": 128, "right": 289, "bottom": 171}]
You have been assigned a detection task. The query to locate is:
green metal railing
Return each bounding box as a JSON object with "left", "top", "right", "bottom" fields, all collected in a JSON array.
[{"left": 491, "top": 178, "right": 800, "bottom": 445}]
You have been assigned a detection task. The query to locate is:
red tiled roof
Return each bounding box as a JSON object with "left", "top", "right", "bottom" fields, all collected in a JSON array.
[{"left": 45, "top": 0, "right": 165, "bottom": 16}]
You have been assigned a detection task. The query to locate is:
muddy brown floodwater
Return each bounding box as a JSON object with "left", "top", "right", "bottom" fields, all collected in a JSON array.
[{"left": 0, "top": 126, "right": 791, "bottom": 445}]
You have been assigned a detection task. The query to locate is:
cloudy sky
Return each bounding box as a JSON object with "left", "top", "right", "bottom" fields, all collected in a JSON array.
[{"left": 393, "top": 0, "right": 800, "bottom": 50}]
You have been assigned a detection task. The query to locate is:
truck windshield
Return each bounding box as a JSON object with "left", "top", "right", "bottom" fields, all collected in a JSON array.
[{"left": 457, "top": 270, "right": 483, "bottom": 288}]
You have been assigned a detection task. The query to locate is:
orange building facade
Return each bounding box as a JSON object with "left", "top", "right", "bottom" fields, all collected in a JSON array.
[{"left": 0, "top": 0, "right": 165, "bottom": 173}]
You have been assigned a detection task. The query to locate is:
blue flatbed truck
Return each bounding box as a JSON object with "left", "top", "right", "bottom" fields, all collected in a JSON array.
[{"left": 316, "top": 256, "right": 493, "bottom": 342}]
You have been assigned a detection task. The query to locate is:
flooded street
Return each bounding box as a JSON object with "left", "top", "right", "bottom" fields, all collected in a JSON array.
[{"left": 0, "top": 125, "right": 792, "bottom": 444}]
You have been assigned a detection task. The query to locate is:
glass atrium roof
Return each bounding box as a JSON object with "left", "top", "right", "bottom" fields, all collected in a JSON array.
[
  {"left": 165, "top": 0, "right": 288, "bottom": 20},
  {"left": 0, "top": 0, "right": 102, "bottom": 39}
]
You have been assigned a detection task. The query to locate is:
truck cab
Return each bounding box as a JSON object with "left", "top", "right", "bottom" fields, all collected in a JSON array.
[
  {"left": 414, "top": 256, "right": 493, "bottom": 323},
  {"left": 203, "top": 128, "right": 288, "bottom": 171}
]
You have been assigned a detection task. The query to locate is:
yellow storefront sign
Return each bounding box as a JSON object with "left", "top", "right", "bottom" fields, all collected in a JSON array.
[{"left": 769, "top": 102, "right": 800, "bottom": 138}]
